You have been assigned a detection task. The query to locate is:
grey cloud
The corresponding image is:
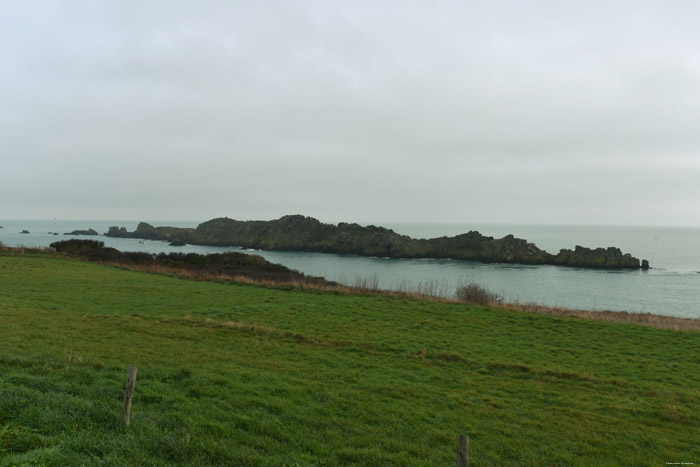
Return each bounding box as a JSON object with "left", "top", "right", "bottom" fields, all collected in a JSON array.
[{"left": 2, "top": 1, "right": 700, "bottom": 225}]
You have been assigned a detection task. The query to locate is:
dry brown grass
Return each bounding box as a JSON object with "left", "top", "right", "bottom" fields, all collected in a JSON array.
[
  {"left": 100, "top": 260, "right": 455, "bottom": 301},
  {"left": 110, "top": 260, "right": 700, "bottom": 331},
  {"left": 495, "top": 301, "right": 700, "bottom": 331}
]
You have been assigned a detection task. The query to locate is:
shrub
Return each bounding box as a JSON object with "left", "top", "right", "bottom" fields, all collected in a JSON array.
[
  {"left": 455, "top": 283, "right": 502, "bottom": 306},
  {"left": 50, "top": 239, "right": 106, "bottom": 254},
  {"left": 48, "top": 239, "right": 334, "bottom": 286}
]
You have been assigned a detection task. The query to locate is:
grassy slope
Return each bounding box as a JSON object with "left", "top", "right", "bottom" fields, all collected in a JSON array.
[{"left": 0, "top": 252, "right": 699, "bottom": 466}]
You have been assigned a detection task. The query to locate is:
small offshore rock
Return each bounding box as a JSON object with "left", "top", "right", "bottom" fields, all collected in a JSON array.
[{"left": 65, "top": 228, "right": 99, "bottom": 236}]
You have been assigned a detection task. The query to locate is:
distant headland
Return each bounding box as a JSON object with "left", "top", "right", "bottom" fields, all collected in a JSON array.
[{"left": 106, "top": 215, "right": 649, "bottom": 270}]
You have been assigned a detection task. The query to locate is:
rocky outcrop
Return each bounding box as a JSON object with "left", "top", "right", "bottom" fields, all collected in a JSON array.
[
  {"left": 552, "top": 246, "right": 642, "bottom": 269},
  {"left": 107, "top": 223, "right": 195, "bottom": 244},
  {"left": 65, "top": 228, "right": 99, "bottom": 236},
  {"left": 414, "top": 232, "right": 552, "bottom": 264},
  {"left": 106, "top": 226, "right": 129, "bottom": 237},
  {"left": 105, "top": 215, "right": 649, "bottom": 269},
  {"left": 192, "top": 216, "right": 416, "bottom": 256}
]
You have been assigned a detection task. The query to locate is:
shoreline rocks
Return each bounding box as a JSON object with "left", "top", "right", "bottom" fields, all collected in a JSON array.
[
  {"left": 105, "top": 215, "right": 649, "bottom": 270},
  {"left": 553, "top": 246, "right": 643, "bottom": 269}
]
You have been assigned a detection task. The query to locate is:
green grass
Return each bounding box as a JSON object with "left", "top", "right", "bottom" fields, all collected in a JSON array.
[{"left": 1, "top": 251, "right": 699, "bottom": 465}]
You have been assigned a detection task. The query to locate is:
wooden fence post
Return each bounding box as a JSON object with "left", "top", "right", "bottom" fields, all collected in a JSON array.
[
  {"left": 457, "top": 434, "right": 470, "bottom": 467},
  {"left": 122, "top": 366, "right": 138, "bottom": 426}
]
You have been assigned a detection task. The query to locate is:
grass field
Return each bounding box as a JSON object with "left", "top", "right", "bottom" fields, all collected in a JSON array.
[{"left": 1, "top": 250, "right": 699, "bottom": 465}]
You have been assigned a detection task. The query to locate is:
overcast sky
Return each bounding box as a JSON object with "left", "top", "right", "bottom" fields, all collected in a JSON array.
[{"left": 2, "top": 1, "right": 700, "bottom": 226}]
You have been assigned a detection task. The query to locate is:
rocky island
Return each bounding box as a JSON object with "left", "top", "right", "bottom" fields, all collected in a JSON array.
[
  {"left": 106, "top": 215, "right": 649, "bottom": 270},
  {"left": 65, "top": 228, "right": 99, "bottom": 236}
]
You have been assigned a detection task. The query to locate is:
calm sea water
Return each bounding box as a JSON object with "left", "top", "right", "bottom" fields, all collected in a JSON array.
[{"left": 2, "top": 219, "right": 699, "bottom": 319}]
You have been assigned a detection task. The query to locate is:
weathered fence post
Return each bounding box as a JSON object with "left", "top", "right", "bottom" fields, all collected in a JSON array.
[
  {"left": 122, "top": 366, "right": 138, "bottom": 426},
  {"left": 457, "top": 434, "right": 470, "bottom": 467}
]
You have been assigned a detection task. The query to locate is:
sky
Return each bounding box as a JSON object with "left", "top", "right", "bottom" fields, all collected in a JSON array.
[{"left": 2, "top": 1, "right": 700, "bottom": 226}]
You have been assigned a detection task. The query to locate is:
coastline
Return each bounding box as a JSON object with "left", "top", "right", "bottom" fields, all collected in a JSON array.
[
  {"left": 4, "top": 220, "right": 698, "bottom": 319},
  {"left": 5, "top": 244, "right": 695, "bottom": 331},
  {"left": 105, "top": 215, "right": 650, "bottom": 270}
]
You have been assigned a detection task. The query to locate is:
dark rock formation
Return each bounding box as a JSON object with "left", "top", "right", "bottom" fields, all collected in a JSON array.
[
  {"left": 413, "top": 232, "right": 552, "bottom": 264},
  {"left": 20, "top": 230, "right": 30, "bottom": 234},
  {"left": 64, "top": 228, "right": 99, "bottom": 236},
  {"left": 108, "top": 223, "right": 194, "bottom": 244},
  {"left": 106, "top": 226, "right": 129, "bottom": 237},
  {"left": 552, "top": 246, "right": 641, "bottom": 269},
  {"left": 105, "top": 215, "right": 649, "bottom": 270}
]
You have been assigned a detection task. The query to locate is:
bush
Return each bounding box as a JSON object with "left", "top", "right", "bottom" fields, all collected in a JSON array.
[
  {"left": 47, "top": 240, "right": 333, "bottom": 286},
  {"left": 455, "top": 283, "right": 502, "bottom": 306},
  {"left": 50, "top": 239, "right": 106, "bottom": 254}
]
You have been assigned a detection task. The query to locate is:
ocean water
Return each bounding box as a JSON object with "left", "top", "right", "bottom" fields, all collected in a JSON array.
[{"left": 2, "top": 219, "right": 699, "bottom": 319}]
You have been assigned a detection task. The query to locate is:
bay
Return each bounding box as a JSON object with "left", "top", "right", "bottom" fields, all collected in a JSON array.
[{"left": 1, "top": 219, "right": 698, "bottom": 319}]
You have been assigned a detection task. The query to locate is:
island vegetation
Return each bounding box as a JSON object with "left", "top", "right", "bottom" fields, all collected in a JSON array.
[
  {"left": 106, "top": 215, "right": 649, "bottom": 270},
  {"left": 0, "top": 245, "right": 696, "bottom": 464},
  {"left": 49, "top": 239, "right": 331, "bottom": 286}
]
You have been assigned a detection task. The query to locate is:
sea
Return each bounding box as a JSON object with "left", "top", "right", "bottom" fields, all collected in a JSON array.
[{"left": 2, "top": 219, "right": 699, "bottom": 319}]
